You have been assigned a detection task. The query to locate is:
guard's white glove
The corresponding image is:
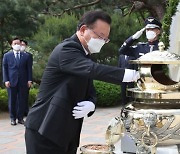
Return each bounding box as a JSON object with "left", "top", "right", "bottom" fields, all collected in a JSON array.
[
  {"left": 72, "top": 101, "right": 95, "bottom": 119},
  {"left": 132, "top": 28, "right": 145, "bottom": 40},
  {"left": 123, "top": 69, "right": 140, "bottom": 82}
]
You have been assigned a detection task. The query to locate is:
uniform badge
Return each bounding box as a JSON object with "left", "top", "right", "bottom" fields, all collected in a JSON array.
[{"left": 148, "top": 18, "right": 154, "bottom": 22}]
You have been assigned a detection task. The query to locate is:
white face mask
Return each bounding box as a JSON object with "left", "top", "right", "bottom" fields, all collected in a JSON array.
[
  {"left": 12, "top": 44, "right": 21, "bottom": 51},
  {"left": 20, "top": 46, "right": 26, "bottom": 51},
  {"left": 146, "top": 31, "right": 156, "bottom": 40},
  {"left": 87, "top": 38, "right": 105, "bottom": 54}
]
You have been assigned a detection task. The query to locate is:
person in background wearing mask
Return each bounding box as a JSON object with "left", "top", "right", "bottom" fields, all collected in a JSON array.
[
  {"left": 119, "top": 17, "right": 162, "bottom": 58},
  {"left": 2, "top": 37, "right": 32, "bottom": 126},
  {"left": 118, "top": 17, "right": 162, "bottom": 154},
  {"left": 118, "top": 16, "right": 162, "bottom": 105},
  {"left": 25, "top": 10, "right": 140, "bottom": 154},
  {"left": 20, "top": 40, "right": 33, "bottom": 116}
]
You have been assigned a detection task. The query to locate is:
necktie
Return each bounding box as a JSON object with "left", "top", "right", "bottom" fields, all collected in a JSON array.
[{"left": 16, "top": 52, "right": 20, "bottom": 66}]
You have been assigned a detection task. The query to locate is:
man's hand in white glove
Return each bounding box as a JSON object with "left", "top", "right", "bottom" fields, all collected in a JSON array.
[
  {"left": 132, "top": 28, "right": 145, "bottom": 40},
  {"left": 72, "top": 101, "right": 95, "bottom": 119},
  {"left": 123, "top": 69, "right": 140, "bottom": 82}
]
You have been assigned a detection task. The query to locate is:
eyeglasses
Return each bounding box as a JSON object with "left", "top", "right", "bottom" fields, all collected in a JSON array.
[{"left": 89, "top": 29, "right": 110, "bottom": 43}]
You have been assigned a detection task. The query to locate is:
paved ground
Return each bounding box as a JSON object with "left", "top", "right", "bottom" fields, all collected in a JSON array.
[{"left": 0, "top": 106, "right": 123, "bottom": 154}]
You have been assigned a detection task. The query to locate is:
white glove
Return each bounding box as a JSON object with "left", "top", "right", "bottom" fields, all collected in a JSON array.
[
  {"left": 132, "top": 28, "right": 145, "bottom": 40},
  {"left": 72, "top": 101, "right": 95, "bottom": 119},
  {"left": 123, "top": 69, "right": 140, "bottom": 82}
]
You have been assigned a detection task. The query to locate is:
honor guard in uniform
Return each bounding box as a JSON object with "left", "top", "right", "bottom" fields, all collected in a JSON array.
[
  {"left": 118, "top": 55, "right": 135, "bottom": 105},
  {"left": 119, "top": 17, "right": 162, "bottom": 106},
  {"left": 118, "top": 17, "right": 162, "bottom": 153},
  {"left": 119, "top": 17, "right": 162, "bottom": 58}
]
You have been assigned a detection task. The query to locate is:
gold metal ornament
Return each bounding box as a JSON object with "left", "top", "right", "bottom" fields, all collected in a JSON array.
[
  {"left": 80, "top": 43, "right": 180, "bottom": 154},
  {"left": 105, "top": 116, "right": 124, "bottom": 145},
  {"left": 120, "top": 44, "right": 180, "bottom": 153}
]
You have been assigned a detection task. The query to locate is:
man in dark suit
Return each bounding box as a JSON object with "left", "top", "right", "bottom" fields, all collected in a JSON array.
[
  {"left": 25, "top": 11, "right": 140, "bottom": 154},
  {"left": 3, "top": 38, "right": 32, "bottom": 125},
  {"left": 20, "top": 40, "right": 33, "bottom": 116}
]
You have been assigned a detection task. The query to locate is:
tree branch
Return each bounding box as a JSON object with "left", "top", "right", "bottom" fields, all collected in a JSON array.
[
  {"left": 123, "top": 3, "right": 135, "bottom": 16},
  {"left": 42, "top": 0, "right": 102, "bottom": 16}
]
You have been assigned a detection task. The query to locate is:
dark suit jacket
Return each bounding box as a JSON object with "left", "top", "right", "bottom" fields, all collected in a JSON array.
[
  {"left": 118, "top": 55, "right": 136, "bottom": 69},
  {"left": 119, "top": 36, "right": 159, "bottom": 59},
  {"left": 25, "top": 34, "right": 126, "bottom": 149},
  {"left": 118, "top": 55, "right": 135, "bottom": 105},
  {"left": 3, "top": 51, "right": 32, "bottom": 87}
]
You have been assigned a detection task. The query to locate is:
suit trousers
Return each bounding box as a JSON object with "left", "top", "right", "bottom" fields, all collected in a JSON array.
[
  {"left": 7, "top": 82, "right": 28, "bottom": 120},
  {"left": 25, "top": 128, "right": 77, "bottom": 154}
]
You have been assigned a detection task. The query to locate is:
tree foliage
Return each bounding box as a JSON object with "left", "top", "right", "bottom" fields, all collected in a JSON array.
[
  {"left": 0, "top": 0, "right": 176, "bottom": 86},
  {"left": 33, "top": 14, "right": 78, "bottom": 53},
  {"left": 0, "top": 0, "right": 44, "bottom": 86},
  {"left": 31, "top": 14, "right": 78, "bottom": 82},
  {"left": 38, "top": 0, "right": 167, "bottom": 20},
  {"left": 161, "top": 0, "right": 179, "bottom": 48},
  {"left": 0, "top": 0, "right": 44, "bottom": 45}
]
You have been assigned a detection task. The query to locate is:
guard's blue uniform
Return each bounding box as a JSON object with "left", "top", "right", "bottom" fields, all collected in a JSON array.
[
  {"left": 118, "top": 55, "right": 135, "bottom": 105},
  {"left": 119, "top": 16, "right": 162, "bottom": 153},
  {"left": 119, "top": 36, "right": 159, "bottom": 58},
  {"left": 118, "top": 36, "right": 159, "bottom": 105}
]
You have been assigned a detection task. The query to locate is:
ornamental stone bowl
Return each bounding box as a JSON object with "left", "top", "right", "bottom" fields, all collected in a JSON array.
[{"left": 129, "top": 50, "right": 180, "bottom": 92}]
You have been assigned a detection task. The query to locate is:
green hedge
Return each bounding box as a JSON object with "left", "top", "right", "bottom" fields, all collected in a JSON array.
[
  {"left": 0, "top": 88, "right": 8, "bottom": 111},
  {"left": 28, "top": 88, "right": 39, "bottom": 107},
  {"left": 0, "top": 88, "right": 38, "bottom": 112},
  {"left": 0, "top": 81, "right": 121, "bottom": 111},
  {"left": 94, "top": 80, "right": 121, "bottom": 107}
]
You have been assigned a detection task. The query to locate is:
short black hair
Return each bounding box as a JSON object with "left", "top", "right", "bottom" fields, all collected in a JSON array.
[
  {"left": 77, "top": 10, "right": 111, "bottom": 30},
  {"left": 20, "top": 39, "right": 28, "bottom": 45},
  {"left": 11, "top": 37, "right": 20, "bottom": 44}
]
